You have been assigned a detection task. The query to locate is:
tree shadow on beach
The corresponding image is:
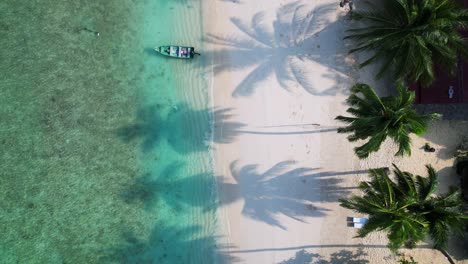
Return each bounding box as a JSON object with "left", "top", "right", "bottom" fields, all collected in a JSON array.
[
  {"left": 119, "top": 162, "right": 217, "bottom": 212},
  {"left": 112, "top": 162, "right": 240, "bottom": 262},
  {"left": 234, "top": 127, "right": 338, "bottom": 135},
  {"left": 164, "top": 0, "right": 241, "bottom": 4},
  {"left": 217, "top": 161, "right": 360, "bottom": 229},
  {"left": 220, "top": 0, "right": 242, "bottom": 3},
  {"left": 213, "top": 108, "right": 247, "bottom": 144},
  {"left": 205, "top": 1, "right": 350, "bottom": 97},
  {"left": 278, "top": 250, "right": 321, "bottom": 264},
  {"left": 277, "top": 248, "right": 369, "bottom": 264},
  {"left": 99, "top": 225, "right": 240, "bottom": 264},
  {"left": 115, "top": 104, "right": 246, "bottom": 153}
]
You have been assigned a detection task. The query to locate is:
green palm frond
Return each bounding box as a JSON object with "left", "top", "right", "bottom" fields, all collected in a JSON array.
[
  {"left": 336, "top": 83, "right": 439, "bottom": 158},
  {"left": 340, "top": 164, "right": 468, "bottom": 252},
  {"left": 393, "top": 165, "right": 417, "bottom": 200},
  {"left": 415, "top": 165, "right": 438, "bottom": 200},
  {"left": 347, "top": 0, "right": 468, "bottom": 85}
]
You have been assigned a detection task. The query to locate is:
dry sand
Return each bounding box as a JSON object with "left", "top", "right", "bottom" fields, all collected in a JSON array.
[{"left": 202, "top": 0, "right": 468, "bottom": 263}]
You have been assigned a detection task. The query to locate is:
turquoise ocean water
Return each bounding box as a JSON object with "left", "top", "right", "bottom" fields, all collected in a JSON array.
[{"left": 0, "top": 0, "right": 220, "bottom": 263}]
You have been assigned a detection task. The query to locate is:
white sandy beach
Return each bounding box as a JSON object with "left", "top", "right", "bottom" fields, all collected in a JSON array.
[{"left": 203, "top": 0, "right": 468, "bottom": 263}]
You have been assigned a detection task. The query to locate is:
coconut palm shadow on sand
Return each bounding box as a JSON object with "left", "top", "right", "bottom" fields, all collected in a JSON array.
[
  {"left": 115, "top": 104, "right": 246, "bottom": 153},
  {"left": 205, "top": 1, "right": 349, "bottom": 97},
  {"left": 170, "top": 0, "right": 240, "bottom": 3},
  {"left": 99, "top": 225, "right": 240, "bottom": 264},
  {"left": 277, "top": 248, "right": 369, "bottom": 264},
  {"left": 217, "top": 161, "right": 356, "bottom": 229},
  {"left": 120, "top": 162, "right": 217, "bottom": 212}
]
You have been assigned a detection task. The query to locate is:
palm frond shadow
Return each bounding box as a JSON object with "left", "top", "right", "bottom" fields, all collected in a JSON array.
[
  {"left": 278, "top": 250, "right": 321, "bottom": 264},
  {"left": 217, "top": 161, "right": 359, "bottom": 229},
  {"left": 115, "top": 104, "right": 246, "bottom": 153},
  {"left": 277, "top": 248, "right": 369, "bottom": 264},
  {"left": 204, "top": 1, "right": 350, "bottom": 97},
  {"left": 213, "top": 108, "right": 247, "bottom": 144},
  {"left": 220, "top": 0, "right": 242, "bottom": 3},
  {"left": 99, "top": 225, "right": 240, "bottom": 264},
  {"left": 119, "top": 162, "right": 217, "bottom": 212},
  {"left": 161, "top": 0, "right": 238, "bottom": 6}
]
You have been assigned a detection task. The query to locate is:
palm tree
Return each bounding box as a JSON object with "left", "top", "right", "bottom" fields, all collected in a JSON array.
[
  {"left": 346, "top": 0, "right": 468, "bottom": 86},
  {"left": 335, "top": 83, "right": 440, "bottom": 159},
  {"left": 340, "top": 165, "right": 467, "bottom": 262},
  {"left": 340, "top": 167, "right": 427, "bottom": 252}
]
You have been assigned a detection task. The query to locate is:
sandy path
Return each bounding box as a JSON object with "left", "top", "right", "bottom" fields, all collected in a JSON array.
[{"left": 203, "top": 0, "right": 468, "bottom": 263}]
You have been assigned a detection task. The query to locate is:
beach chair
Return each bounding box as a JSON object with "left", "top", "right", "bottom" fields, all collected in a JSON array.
[
  {"left": 352, "top": 217, "right": 368, "bottom": 223},
  {"left": 346, "top": 217, "right": 369, "bottom": 228},
  {"left": 353, "top": 222, "right": 365, "bottom": 228},
  {"left": 346, "top": 217, "right": 368, "bottom": 223},
  {"left": 347, "top": 222, "right": 366, "bottom": 228}
]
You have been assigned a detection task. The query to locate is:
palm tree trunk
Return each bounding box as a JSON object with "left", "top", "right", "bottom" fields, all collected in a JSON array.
[{"left": 435, "top": 247, "right": 455, "bottom": 264}]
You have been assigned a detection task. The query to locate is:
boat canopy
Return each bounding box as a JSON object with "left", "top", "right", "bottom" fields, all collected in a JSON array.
[{"left": 169, "top": 46, "right": 192, "bottom": 58}]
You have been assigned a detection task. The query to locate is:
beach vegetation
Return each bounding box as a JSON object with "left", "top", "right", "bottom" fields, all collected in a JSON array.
[
  {"left": 335, "top": 83, "right": 440, "bottom": 159},
  {"left": 339, "top": 165, "right": 468, "bottom": 255},
  {"left": 398, "top": 255, "right": 417, "bottom": 264},
  {"left": 346, "top": 0, "right": 468, "bottom": 86}
]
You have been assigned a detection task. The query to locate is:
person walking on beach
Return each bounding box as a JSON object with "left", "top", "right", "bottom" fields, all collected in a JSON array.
[{"left": 339, "top": 0, "right": 353, "bottom": 11}]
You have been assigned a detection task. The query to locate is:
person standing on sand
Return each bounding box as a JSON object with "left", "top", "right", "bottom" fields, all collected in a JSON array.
[{"left": 339, "top": 0, "right": 353, "bottom": 11}]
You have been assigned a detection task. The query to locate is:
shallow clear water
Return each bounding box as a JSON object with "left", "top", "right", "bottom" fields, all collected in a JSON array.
[{"left": 0, "top": 0, "right": 218, "bottom": 263}]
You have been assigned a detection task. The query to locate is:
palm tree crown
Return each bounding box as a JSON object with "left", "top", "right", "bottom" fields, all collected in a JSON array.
[
  {"left": 346, "top": 0, "right": 468, "bottom": 86},
  {"left": 340, "top": 165, "right": 467, "bottom": 252},
  {"left": 336, "top": 83, "right": 440, "bottom": 159}
]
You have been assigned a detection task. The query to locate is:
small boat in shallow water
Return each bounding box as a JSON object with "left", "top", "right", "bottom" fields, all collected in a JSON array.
[{"left": 154, "top": 45, "right": 200, "bottom": 59}]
